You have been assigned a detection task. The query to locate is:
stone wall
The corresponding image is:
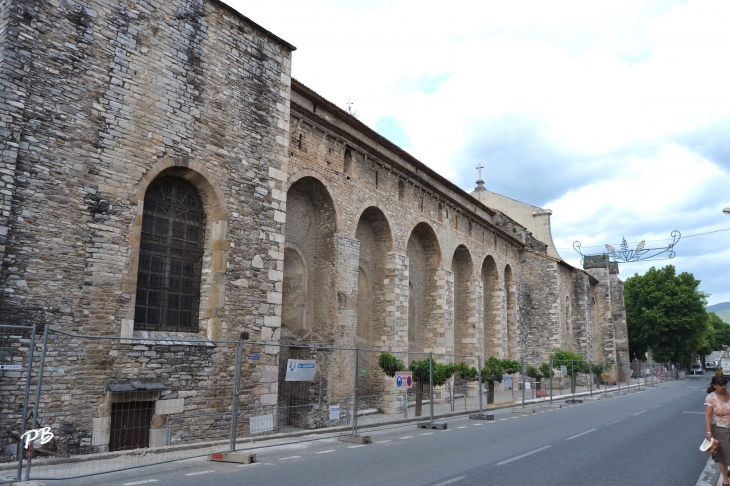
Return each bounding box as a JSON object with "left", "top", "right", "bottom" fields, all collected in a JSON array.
[{"left": 0, "top": 0, "right": 629, "bottom": 447}]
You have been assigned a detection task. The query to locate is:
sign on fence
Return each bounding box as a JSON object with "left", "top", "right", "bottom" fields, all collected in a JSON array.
[
  {"left": 560, "top": 365, "right": 567, "bottom": 375},
  {"left": 503, "top": 376, "right": 513, "bottom": 388},
  {"left": 329, "top": 405, "right": 340, "bottom": 420},
  {"left": 285, "top": 359, "right": 316, "bottom": 381},
  {"left": 394, "top": 371, "right": 413, "bottom": 388}
]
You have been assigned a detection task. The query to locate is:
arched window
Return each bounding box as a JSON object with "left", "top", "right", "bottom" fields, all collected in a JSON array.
[{"left": 134, "top": 176, "right": 205, "bottom": 332}]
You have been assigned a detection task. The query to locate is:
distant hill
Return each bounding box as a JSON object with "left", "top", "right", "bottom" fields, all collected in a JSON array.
[
  {"left": 707, "top": 302, "right": 730, "bottom": 313},
  {"left": 713, "top": 309, "right": 730, "bottom": 324}
]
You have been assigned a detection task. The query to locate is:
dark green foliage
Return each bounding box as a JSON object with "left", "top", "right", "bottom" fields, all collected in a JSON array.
[
  {"left": 526, "top": 363, "right": 550, "bottom": 380},
  {"left": 549, "top": 349, "right": 586, "bottom": 377},
  {"left": 625, "top": 265, "right": 708, "bottom": 365},
  {"left": 376, "top": 352, "right": 455, "bottom": 386},
  {"left": 539, "top": 362, "right": 551, "bottom": 378},
  {"left": 377, "top": 352, "right": 405, "bottom": 377},
  {"left": 454, "top": 362, "right": 478, "bottom": 380}
]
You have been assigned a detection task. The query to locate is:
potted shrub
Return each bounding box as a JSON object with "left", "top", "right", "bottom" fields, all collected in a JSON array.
[
  {"left": 525, "top": 362, "right": 550, "bottom": 391},
  {"left": 377, "top": 352, "right": 455, "bottom": 417}
]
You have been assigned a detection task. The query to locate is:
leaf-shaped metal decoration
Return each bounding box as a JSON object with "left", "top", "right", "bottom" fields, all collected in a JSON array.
[{"left": 574, "top": 231, "right": 681, "bottom": 264}]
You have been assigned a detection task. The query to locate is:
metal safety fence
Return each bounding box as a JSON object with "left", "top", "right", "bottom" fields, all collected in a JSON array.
[{"left": 0, "top": 325, "right": 690, "bottom": 482}]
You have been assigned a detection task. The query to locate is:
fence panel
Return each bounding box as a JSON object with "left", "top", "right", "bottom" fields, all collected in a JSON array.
[
  {"left": 228, "top": 342, "right": 357, "bottom": 449},
  {"left": 0, "top": 324, "right": 36, "bottom": 483},
  {"left": 24, "top": 329, "right": 238, "bottom": 481}
]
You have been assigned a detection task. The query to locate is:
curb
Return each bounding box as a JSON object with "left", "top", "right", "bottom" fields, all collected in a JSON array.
[
  {"left": 0, "top": 382, "right": 658, "bottom": 475},
  {"left": 696, "top": 457, "right": 721, "bottom": 486}
]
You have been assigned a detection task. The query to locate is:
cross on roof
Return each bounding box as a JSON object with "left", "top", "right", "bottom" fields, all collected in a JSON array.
[{"left": 476, "top": 163, "right": 484, "bottom": 181}]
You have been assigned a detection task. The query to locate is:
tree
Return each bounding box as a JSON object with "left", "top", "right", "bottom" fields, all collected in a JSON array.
[
  {"left": 710, "top": 312, "right": 730, "bottom": 350},
  {"left": 549, "top": 349, "right": 586, "bottom": 393},
  {"left": 698, "top": 313, "right": 730, "bottom": 365},
  {"left": 479, "top": 357, "right": 520, "bottom": 404},
  {"left": 525, "top": 363, "right": 550, "bottom": 391},
  {"left": 625, "top": 265, "right": 708, "bottom": 367},
  {"left": 377, "top": 353, "right": 456, "bottom": 417}
]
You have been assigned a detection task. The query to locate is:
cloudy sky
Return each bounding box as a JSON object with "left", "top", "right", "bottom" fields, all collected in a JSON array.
[{"left": 233, "top": 0, "right": 730, "bottom": 305}]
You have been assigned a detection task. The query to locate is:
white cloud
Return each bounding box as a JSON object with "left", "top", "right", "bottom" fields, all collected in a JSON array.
[{"left": 230, "top": 0, "right": 730, "bottom": 303}]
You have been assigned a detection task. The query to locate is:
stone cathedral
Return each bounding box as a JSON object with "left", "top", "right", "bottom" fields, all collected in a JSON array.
[{"left": 0, "top": 0, "right": 627, "bottom": 447}]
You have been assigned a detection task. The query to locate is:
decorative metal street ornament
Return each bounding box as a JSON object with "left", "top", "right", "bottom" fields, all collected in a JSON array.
[{"left": 573, "top": 231, "right": 681, "bottom": 265}]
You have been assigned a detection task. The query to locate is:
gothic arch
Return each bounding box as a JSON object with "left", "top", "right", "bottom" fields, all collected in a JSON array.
[
  {"left": 481, "top": 255, "right": 501, "bottom": 359},
  {"left": 355, "top": 206, "right": 393, "bottom": 345},
  {"left": 452, "top": 245, "right": 475, "bottom": 357},
  {"left": 406, "top": 222, "right": 442, "bottom": 352},
  {"left": 124, "top": 157, "right": 229, "bottom": 340},
  {"left": 505, "top": 264, "right": 517, "bottom": 359},
  {"left": 288, "top": 170, "right": 340, "bottom": 234},
  {"left": 282, "top": 176, "right": 337, "bottom": 341}
]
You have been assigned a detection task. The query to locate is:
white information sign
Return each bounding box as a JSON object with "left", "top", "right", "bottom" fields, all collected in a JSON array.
[
  {"left": 560, "top": 365, "right": 567, "bottom": 375},
  {"left": 250, "top": 414, "right": 273, "bottom": 434},
  {"left": 503, "top": 376, "right": 513, "bottom": 388},
  {"left": 394, "top": 371, "right": 413, "bottom": 388},
  {"left": 285, "top": 359, "right": 317, "bottom": 381},
  {"left": 525, "top": 381, "right": 531, "bottom": 390},
  {"left": 329, "top": 405, "right": 340, "bottom": 420}
]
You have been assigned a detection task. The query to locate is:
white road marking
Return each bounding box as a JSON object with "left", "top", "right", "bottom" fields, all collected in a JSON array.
[
  {"left": 349, "top": 444, "right": 365, "bottom": 449},
  {"left": 185, "top": 470, "right": 214, "bottom": 476},
  {"left": 432, "top": 476, "right": 467, "bottom": 486},
  {"left": 499, "top": 419, "right": 508, "bottom": 421},
  {"left": 472, "top": 423, "right": 483, "bottom": 426},
  {"left": 497, "top": 446, "right": 552, "bottom": 465},
  {"left": 458, "top": 426, "right": 467, "bottom": 429},
  {"left": 566, "top": 428, "right": 597, "bottom": 441},
  {"left": 632, "top": 410, "right": 647, "bottom": 416},
  {"left": 375, "top": 440, "right": 391, "bottom": 443},
  {"left": 400, "top": 436, "right": 414, "bottom": 439},
  {"left": 279, "top": 456, "right": 301, "bottom": 461},
  {"left": 238, "top": 463, "right": 261, "bottom": 468},
  {"left": 123, "top": 481, "right": 158, "bottom": 486},
  {"left": 606, "top": 418, "right": 626, "bottom": 425},
  {"left": 316, "top": 450, "right": 335, "bottom": 454},
  {"left": 421, "top": 432, "right": 434, "bottom": 435},
  {"left": 651, "top": 405, "right": 661, "bottom": 409}
]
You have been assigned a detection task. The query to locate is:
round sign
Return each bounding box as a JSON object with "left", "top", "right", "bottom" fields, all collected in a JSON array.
[
  {"left": 406, "top": 375, "right": 413, "bottom": 387},
  {"left": 396, "top": 376, "right": 403, "bottom": 387}
]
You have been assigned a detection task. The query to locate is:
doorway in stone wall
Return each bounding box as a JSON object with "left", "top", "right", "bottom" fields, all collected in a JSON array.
[{"left": 109, "top": 401, "right": 155, "bottom": 451}]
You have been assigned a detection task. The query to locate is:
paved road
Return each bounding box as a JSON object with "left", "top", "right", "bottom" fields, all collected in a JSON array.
[{"left": 43, "top": 378, "right": 712, "bottom": 486}]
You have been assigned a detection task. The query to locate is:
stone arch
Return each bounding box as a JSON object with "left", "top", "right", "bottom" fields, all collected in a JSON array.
[
  {"left": 124, "top": 157, "right": 229, "bottom": 340},
  {"left": 452, "top": 245, "right": 475, "bottom": 358},
  {"left": 350, "top": 202, "right": 394, "bottom": 244},
  {"left": 406, "top": 222, "right": 442, "bottom": 352},
  {"left": 505, "top": 264, "right": 517, "bottom": 359},
  {"left": 481, "top": 255, "right": 501, "bottom": 359},
  {"left": 282, "top": 176, "right": 337, "bottom": 342},
  {"left": 288, "top": 169, "right": 340, "bottom": 233},
  {"left": 355, "top": 206, "right": 393, "bottom": 346}
]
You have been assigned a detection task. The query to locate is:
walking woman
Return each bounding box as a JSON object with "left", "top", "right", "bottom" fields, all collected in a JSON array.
[{"left": 706, "top": 375, "right": 730, "bottom": 486}]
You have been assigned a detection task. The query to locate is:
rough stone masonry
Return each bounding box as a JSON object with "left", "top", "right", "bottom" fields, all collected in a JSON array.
[{"left": 0, "top": 0, "right": 627, "bottom": 452}]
